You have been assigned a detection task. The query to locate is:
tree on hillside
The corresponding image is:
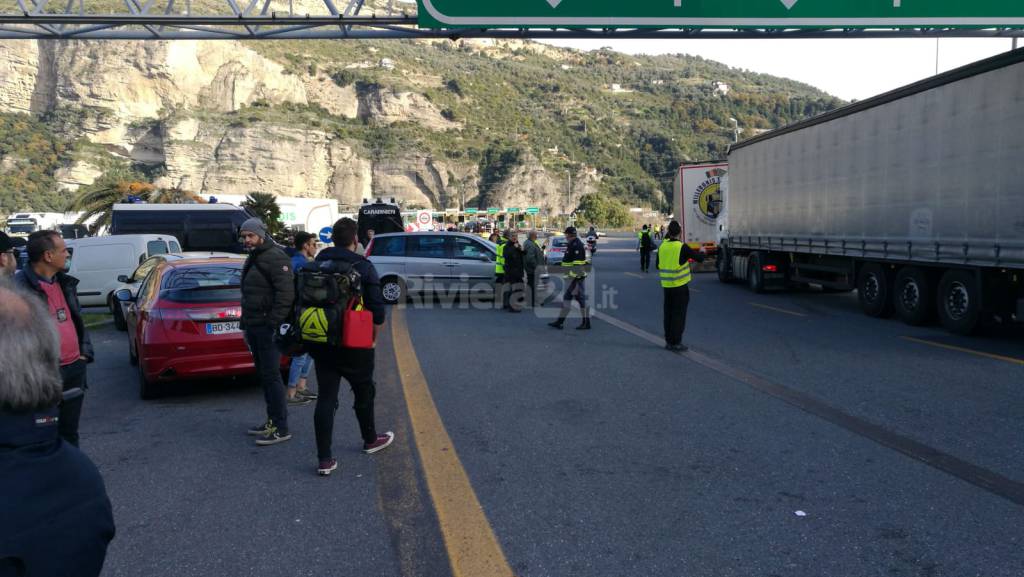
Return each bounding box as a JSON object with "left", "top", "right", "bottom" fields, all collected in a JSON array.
[
  {"left": 241, "top": 192, "right": 283, "bottom": 238},
  {"left": 576, "top": 193, "right": 632, "bottom": 229},
  {"left": 69, "top": 178, "right": 155, "bottom": 232}
]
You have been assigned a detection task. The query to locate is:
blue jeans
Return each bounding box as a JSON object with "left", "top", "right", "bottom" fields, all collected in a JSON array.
[{"left": 287, "top": 354, "right": 313, "bottom": 388}]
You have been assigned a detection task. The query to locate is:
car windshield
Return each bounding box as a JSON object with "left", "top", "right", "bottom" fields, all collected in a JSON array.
[
  {"left": 160, "top": 264, "right": 242, "bottom": 303},
  {"left": 551, "top": 237, "right": 567, "bottom": 247}
]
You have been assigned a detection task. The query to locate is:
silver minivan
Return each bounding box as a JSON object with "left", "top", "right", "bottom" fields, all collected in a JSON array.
[{"left": 366, "top": 232, "right": 497, "bottom": 304}]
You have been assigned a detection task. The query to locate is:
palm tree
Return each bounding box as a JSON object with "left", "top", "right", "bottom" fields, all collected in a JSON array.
[
  {"left": 241, "top": 192, "right": 283, "bottom": 237},
  {"left": 149, "top": 187, "right": 206, "bottom": 204},
  {"left": 69, "top": 180, "right": 155, "bottom": 232}
]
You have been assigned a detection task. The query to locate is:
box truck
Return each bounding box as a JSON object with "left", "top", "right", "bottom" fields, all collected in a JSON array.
[
  {"left": 674, "top": 162, "right": 727, "bottom": 270},
  {"left": 716, "top": 48, "right": 1024, "bottom": 335}
]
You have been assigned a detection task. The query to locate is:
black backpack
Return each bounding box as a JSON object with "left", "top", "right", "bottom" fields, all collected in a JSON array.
[{"left": 294, "top": 260, "right": 362, "bottom": 348}]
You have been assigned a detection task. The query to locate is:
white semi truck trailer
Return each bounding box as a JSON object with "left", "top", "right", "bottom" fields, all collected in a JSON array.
[{"left": 716, "top": 48, "right": 1024, "bottom": 335}]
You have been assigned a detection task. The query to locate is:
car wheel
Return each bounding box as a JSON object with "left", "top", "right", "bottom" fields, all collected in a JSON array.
[
  {"left": 894, "top": 267, "right": 935, "bottom": 326},
  {"left": 857, "top": 262, "right": 894, "bottom": 318},
  {"left": 138, "top": 360, "right": 158, "bottom": 400},
  {"left": 937, "top": 269, "right": 981, "bottom": 335},
  {"left": 112, "top": 298, "right": 127, "bottom": 331},
  {"left": 381, "top": 276, "right": 406, "bottom": 305}
]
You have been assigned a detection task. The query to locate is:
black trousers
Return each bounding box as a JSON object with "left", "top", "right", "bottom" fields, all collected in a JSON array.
[
  {"left": 59, "top": 359, "right": 87, "bottom": 447},
  {"left": 663, "top": 285, "right": 691, "bottom": 346},
  {"left": 494, "top": 275, "right": 506, "bottom": 309},
  {"left": 312, "top": 350, "right": 377, "bottom": 459},
  {"left": 526, "top": 271, "right": 537, "bottom": 307},
  {"left": 640, "top": 249, "right": 652, "bottom": 272},
  {"left": 245, "top": 326, "right": 288, "bottom": 434},
  {"left": 505, "top": 271, "right": 524, "bottom": 310}
]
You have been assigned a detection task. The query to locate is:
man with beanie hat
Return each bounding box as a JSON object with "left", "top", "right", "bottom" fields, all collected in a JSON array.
[
  {"left": 0, "top": 231, "right": 16, "bottom": 275},
  {"left": 239, "top": 218, "right": 296, "bottom": 445}
]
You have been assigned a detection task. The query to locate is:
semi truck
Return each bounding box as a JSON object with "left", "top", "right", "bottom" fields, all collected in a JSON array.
[
  {"left": 715, "top": 48, "right": 1024, "bottom": 335},
  {"left": 674, "top": 162, "right": 727, "bottom": 271}
]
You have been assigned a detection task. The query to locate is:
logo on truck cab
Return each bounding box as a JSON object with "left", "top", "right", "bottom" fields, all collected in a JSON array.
[{"left": 691, "top": 168, "right": 726, "bottom": 225}]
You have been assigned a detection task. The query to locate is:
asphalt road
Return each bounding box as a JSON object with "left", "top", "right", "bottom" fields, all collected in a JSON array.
[{"left": 79, "top": 232, "right": 1024, "bottom": 577}]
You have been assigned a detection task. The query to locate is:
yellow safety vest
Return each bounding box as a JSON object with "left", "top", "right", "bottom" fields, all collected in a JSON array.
[
  {"left": 657, "top": 240, "right": 692, "bottom": 288},
  {"left": 495, "top": 241, "right": 506, "bottom": 275}
]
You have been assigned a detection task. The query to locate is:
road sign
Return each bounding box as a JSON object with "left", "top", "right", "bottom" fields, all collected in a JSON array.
[
  {"left": 418, "top": 0, "right": 1024, "bottom": 29},
  {"left": 465, "top": 208, "right": 479, "bottom": 214},
  {"left": 526, "top": 207, "right": 540, "bottom": 214},
  {"left": 318, "top": 226, "right": 333, "bottom": 244},
  {"left": 487, "top": 207, "right": 499, "bottom": 214},
  {"left": 416, "top": 210, "right": 433, "bottom": 228},
  {"left": 506, "top": 207, "right": 520, "bottom": 213}
]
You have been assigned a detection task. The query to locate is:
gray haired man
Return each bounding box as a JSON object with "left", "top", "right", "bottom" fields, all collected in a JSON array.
[{"left": 0, "top": 278, "right": 116, "bottom": 577}]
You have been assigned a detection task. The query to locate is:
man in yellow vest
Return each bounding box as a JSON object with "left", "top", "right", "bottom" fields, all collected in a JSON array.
[
  {"left": 494, "top": 231, "right": 508, "bottom": 310},
  {"left": 637, "top": 224, "right": 654, "bottom": 272},
  {"left": 657, "top": 220, "right": 705, "bottom": 352}
]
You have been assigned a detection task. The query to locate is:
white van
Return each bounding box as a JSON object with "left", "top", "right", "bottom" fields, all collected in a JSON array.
[{"left": 66, "top": 234, "right": 181, "bottom": 309}]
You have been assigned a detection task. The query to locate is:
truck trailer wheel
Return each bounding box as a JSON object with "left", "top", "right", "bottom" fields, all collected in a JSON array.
[
  {"left": 857, "top": 263, "right": 894, "bottom": 318},
  {"left": 937, "top": 270, "right": 981, "bottom": 335},
  {"left": 716, "top": 247, "right": 733, "bottom": 283},
  {"left": 747, "top": 253, "right": 765, "bottom": 294},
  {"left": 894, "top": 267, "right": 935, "bottom": 326}
]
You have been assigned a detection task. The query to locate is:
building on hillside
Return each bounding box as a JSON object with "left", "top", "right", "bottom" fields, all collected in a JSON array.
[{"left": 712, "top": 81, "right": 730, "bottom": 95}]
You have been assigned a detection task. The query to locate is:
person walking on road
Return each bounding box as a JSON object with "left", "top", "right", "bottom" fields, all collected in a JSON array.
[
  {"left": 548, "top": 226, "right": 591, "bottom": 330},
  {"left": 637, "top": 225, "right": 655, "bottom": 273},
  {"left": 502, "top": 229, "right": 526, "bottom": 312},
  {"left": 523, "top": 231, "right": 544, "bottom": 308},
  {"left": 286, "top": 232, "right": 318, "bottom": 406},
  {"left": 0, "top": 231, "right": 17, "bottom": 275},
  {"left": 658, "top": 220, "right": 705, "bottom": 352},
  {"left": 308, "top": 217, "right": 393, "bottom": 477},
  {"left": 494, "top": 230, "right": 509, "bottom": 310},
  {"left": 240, "top": 218, "right": 296, "bottom": 446},
  {"left": 0, "top": 279, "right": 115, "bottom": 577},
  {"left": 14, "top": 230, "right": 94, "bottom": 447}
]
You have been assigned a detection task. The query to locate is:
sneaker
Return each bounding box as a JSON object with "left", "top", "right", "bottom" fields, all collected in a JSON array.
[
  {"left": 297, "top": 389, "right": 318, "bottom": 400},
  {"left": 255, "top": 427, "right": 292, "bottom": 446},
  {"left": 363, "top": 431, "right": 395, "bottom": 454},
  {"left": 317, "top": 458, "right": 338, "bottom": 476},
  {"left": 287, "top": 395, "right": 312, "bottom": 406},
  {"left": 247, "top": 421, "right": 272, "bottom": 436}
]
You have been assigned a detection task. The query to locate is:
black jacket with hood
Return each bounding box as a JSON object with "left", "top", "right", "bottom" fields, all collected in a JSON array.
[
  {"left": 14, "top": 267, "right": 94, "bottom": 362},
  {"left": 241, "top": 240, "right": 296, "bottom": 329},
  {"left": 0, "top": 406, "right": 116, "bottom": 577}
]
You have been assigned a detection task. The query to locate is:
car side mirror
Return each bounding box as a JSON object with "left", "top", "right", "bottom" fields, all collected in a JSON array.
[
  {"left": 114, "top": 289, "right": 136, "bottom": 303},
  {"left": 117, "top": 275, "right": 130, "bottom": 283}
]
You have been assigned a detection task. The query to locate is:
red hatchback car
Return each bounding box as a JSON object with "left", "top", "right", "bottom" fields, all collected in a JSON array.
[{"left": 117, "top": 256, "right": 283, "bottom": 399}]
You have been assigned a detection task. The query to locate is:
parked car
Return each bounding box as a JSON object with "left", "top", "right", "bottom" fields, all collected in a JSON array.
[
  {"left": 116, "top": 255, "right": 275, "bottom": 399},
  {"left": 111, "top": 252, "right": 237, "bottom": 330},
  {"left": 544, "top": 234, "right": 591, "bottom": 266},
  {"left": 66, "top": 234, "right": 181, "bottom": 311},
  {"left": 111, "top": 203, "right": 252, "bottom": 253},
  {"left": 365, "top": 231, "right": 497, "bottom": 304}
]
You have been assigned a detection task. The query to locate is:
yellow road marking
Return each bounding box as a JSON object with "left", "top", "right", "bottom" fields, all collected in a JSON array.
[
  {"left": 748, "top": 302, "right": 807, "bottom": 317},
  {"left": 901, "top": 336, "right": 1024, "bottom": 366},
  {"left": 390, "top": 308, "right": 515, "bottom": 577}
]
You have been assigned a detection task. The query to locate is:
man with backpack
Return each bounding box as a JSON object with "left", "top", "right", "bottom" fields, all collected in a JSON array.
[
  {"left": 240, "top": 218, "right": 296, "bottom": 446},
  {"left": 302, "top": 217, "right": 392, "bottom": 477}
]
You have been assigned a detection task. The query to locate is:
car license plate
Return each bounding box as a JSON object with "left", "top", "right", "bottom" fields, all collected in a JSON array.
[{"left": 206, "top": 321, "right": 241, "bottom": 335}]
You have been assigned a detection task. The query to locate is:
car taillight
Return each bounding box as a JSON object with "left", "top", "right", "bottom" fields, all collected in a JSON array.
[
  {"left": 762, "top": 264, "right": 778, "bottom": 273},
  {"left": 153, "top": 307, "right": 241, "bottom": 321},
  {"left": 364, "top": 239, "right": 375, "bottom": 257}
]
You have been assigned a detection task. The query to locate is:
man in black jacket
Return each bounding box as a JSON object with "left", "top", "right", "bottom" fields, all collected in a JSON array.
[
  {"left": 14, "top": 230, "right": 94, "bottom": 447},
  {"left": 0, "top": 280, "right": 115, "bottom": 577},
  {"left": 502, "top": 229, "right": 526, "bottom": 312},
  {"left": 240, "top": 218, "right": 296, "bottom": 446},
  {"left": 309, "top": 217, "right": 393, "bottom": 477}
]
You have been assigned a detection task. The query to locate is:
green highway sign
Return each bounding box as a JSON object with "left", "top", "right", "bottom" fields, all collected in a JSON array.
[
  {"left": 526, "top": 207, "right": 540, "bottom": 214},
  {"left": 507, "top": 207, "right": 521, "bottom": 213},
  {"left": 418, "top": 0, "right": 1024, "bottom": 28},
  {"left": 465, "top": 208, "right": 478, "bottom": 214},
  {"left": 487, "top": 207, "right": 499, "bottom": 214}
]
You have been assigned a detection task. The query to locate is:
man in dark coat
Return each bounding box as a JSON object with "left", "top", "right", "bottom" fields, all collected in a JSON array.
[
  {"left": 14, "top": 230, "right": 94, "bottom": 447},
  {"left": 502, "top": 229, "right": 526, "bottom": 312},
  {"left": 0, "top": 280, "right": 115, "bottom": 577},
  {"left": 240, "top": 218, "right": 296, "bottom": 446},
  {"left": 307, "top": 217, "right": 393, "bottom": 477}
]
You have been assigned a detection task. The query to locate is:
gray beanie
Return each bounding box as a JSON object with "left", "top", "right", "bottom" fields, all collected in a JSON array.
[{"left": 240, "top": 218, "right": 269, "bottom": 239}]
